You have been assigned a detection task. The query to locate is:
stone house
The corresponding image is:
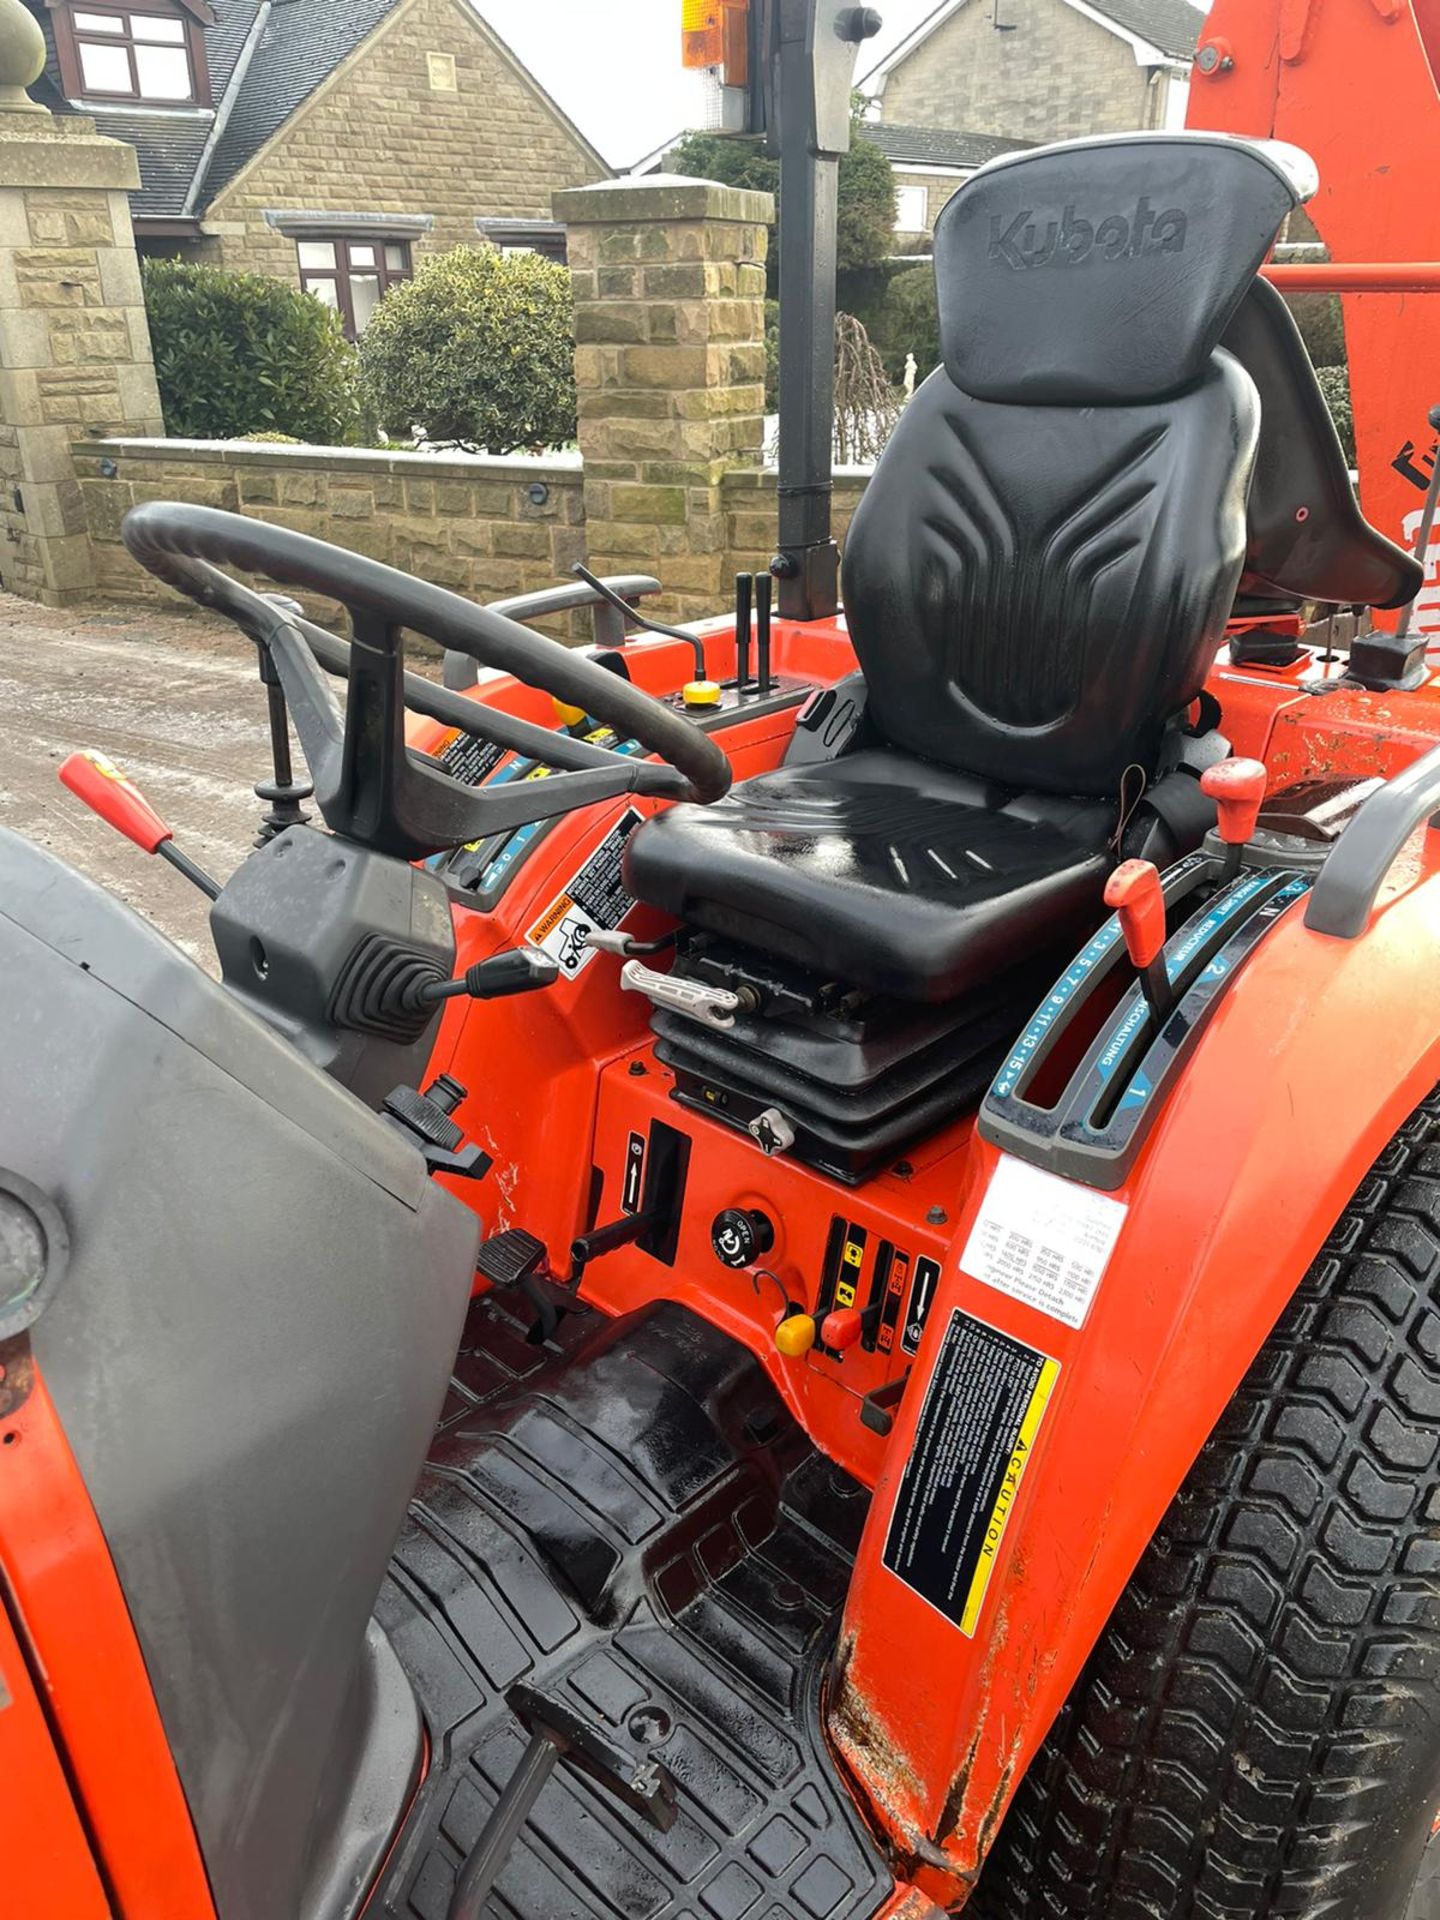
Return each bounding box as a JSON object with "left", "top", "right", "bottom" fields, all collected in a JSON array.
[
  {"left": 22, "top": 0, "right": 608, "bottom": 335},
  {"left": 861, "top": 0, "right": 1205, "bottom": 245}
]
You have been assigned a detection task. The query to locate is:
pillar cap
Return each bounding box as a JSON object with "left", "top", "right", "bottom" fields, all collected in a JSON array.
[
  {"left": 0, "top": 0, "right": 47, "bottom": 114},
  {"left": 554, "top": 174, "right": 775, "bottom": 227}
]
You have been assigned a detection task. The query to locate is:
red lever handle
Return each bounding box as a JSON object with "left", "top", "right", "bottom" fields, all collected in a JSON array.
[
  {"left": 1105, "top": 858, "right": 1166, "bottom": 971},
  {"left": 820, "top": 1307, "right": 866, "bottom": 1352},
  {"left": 59, "top": 750, "right": 172, "bottom": 856},
  {"left": 1200, "top": 757, "right": 1267, "bottom": 846}
]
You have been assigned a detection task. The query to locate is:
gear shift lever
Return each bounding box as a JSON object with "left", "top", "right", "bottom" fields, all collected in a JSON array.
[
  {"left": 1105, "top": 858, "right": 1171, "bottom": 1027},
  {"left": 1201, "top": 757, "right": 1268, "bottom": 879}
]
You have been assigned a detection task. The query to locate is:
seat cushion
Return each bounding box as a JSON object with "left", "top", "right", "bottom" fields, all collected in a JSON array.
[{"left": 624, "top": 751, "right": 1116, "bottom": 1004}]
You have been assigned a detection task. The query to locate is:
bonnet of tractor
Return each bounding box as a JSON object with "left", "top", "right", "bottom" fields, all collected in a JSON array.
[{"left": 11, "top": 6, "right": 1440, "bottom": 1920}]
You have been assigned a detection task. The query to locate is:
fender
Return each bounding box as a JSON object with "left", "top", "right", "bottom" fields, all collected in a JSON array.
[{"left": 832, "top": 843, "right": 1440, "bottom": 1905}]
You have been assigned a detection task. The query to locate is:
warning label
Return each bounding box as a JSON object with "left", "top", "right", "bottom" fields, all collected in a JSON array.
[
  {"left": 439, "top": 729, "right": 507, "bottom": 789},
  {"left": 961, "top": 1154, "right": 1127, "bottom": 1331},
  {"left": 526, "top": 807, "right": 642, "bottom": 979},
  {"left": 883, "top": 1310, "right": 1059, "bottom": 1636}
]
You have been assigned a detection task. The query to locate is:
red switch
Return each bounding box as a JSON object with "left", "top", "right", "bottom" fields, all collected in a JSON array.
[
  {"left": 1201, "top": 757, "right": 1267, "bottom": 848},
  {"left": 60, "top": 749, "right": 171, "bottom": 854},
  {"left": 1104, "top": 859, "right": 1166, "bottom": 971},
  {"left": 821, "top": 1307, "right": 865, "bottom": 1352}
]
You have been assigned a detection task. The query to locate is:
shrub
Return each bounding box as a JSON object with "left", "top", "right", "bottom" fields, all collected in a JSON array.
[
  {"left": 142, "top": 258, "right": 366, "bottom": 443},
  {"left": 870, "top": 263, "right": 941, "bottom": 387},
  {"left": 359, "top": 246, "right": 576, "bottom": 454}
]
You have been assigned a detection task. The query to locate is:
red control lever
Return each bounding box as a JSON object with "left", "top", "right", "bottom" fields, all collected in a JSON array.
[
  {"left": 1105, "top": 858, "right": 1171, "bottom": 1025},
  {"left": 59, "top": 749, "right": 220, "bottom": 898},
  {"left": 1201, "top": 757, "right": 1267, "bottom": 847},
  {"left": 60, "top": 749, "right": 171, "bottom": 853},
  {"left": 1105, "top": 859, "right": 1166, "bottom": 971},
  {"left": 821, "top": 1307, "right": 866, "bottom": 1352}
]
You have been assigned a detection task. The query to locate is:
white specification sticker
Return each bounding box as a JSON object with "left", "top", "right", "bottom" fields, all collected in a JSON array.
[
  {"left": 526, "top": 807, "right": 642, "bottom": 979},
  {"left": 960, "top": 1155, "right": 1128, "bottom": 1330}
]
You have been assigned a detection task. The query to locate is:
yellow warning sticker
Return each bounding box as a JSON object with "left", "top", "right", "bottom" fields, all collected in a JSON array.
[{"left": 883, "top": 1310, "right": 1060, "bottom": 1637}]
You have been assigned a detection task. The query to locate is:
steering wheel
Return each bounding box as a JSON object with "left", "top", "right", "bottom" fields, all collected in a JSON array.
[{"left": 122, "top": 502, "right": 732, "bottom": 862}]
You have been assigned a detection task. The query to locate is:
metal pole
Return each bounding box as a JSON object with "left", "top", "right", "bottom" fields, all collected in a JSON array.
[
  {"left": 447, "top": 1730, "right": 561, "bottom": 1920},
  {"left": 770, "top": 2, "right": 880, "bottom": 621}
]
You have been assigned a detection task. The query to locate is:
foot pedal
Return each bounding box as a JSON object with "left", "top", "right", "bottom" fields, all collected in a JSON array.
[
  {"left": 474, "top": 1228, "right": 545, "bottom": 1290},
  {"left": 448, "top": 1683, "right": 678, "bottom": 1920},
  {"left": 475, "top": 1228, "right": 564, "bottom": 1343}
]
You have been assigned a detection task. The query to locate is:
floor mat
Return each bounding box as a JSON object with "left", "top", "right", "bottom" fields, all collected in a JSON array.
[{"left": 370, "top": 1294, "right": 891, "bottom": 1920}]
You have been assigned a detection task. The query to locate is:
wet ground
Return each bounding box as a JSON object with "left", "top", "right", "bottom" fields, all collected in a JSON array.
[{"left": 0, "top": 596, "right": 305, "bottom": 968}]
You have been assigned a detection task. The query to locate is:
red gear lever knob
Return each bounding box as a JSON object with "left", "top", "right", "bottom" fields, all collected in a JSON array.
[
  {"left": 59, "top": 749, "right": 172, "bottom": 856},
  {"left": 1104, "top": 859, "right": 1167, "bottom": 971},
  {"left": 820, "top": 1307, "right": 865, "bottom": 1352},
  {"left": 1200, "top": 757, "right": 1267, "bottom": 847}
]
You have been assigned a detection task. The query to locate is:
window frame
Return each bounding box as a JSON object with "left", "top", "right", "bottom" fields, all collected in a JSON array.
[
  {"left": 53, "top": 0, "right": 212, "bottom": 107},
  {"left": 296, "top": 235, "right": 414, "bottom": 340},
  {"left": 894, "top": 182, "right": 931, "bottom": 234}
]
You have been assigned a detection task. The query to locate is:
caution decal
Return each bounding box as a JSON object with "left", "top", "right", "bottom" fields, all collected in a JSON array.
[
  {"left": 883, "top": 1310, "right": 1059, "bottom": 1637},
  {"left": 525, "top": 806, "right": 642, "bottom": 979}
]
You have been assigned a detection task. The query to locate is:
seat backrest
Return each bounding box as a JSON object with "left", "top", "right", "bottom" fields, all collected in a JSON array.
[
  {"left": 842, "top": 134, "right": 1313, "bottom": 797},
  {"left": 1220, "top": 278, "right": 1422, "bottom": 612}
]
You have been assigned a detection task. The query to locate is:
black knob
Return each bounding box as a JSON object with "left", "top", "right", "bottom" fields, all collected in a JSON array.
[{"left": 711, "top": 1208, "right": 776, "bottom": 1269}]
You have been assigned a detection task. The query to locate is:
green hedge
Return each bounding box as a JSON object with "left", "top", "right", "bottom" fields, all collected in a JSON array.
[
  {"left": 358, "top": 246, "right": 576, "bottom": 454},
  {"left": 142, "top": 258, "right": 366, "bottom": 443}
]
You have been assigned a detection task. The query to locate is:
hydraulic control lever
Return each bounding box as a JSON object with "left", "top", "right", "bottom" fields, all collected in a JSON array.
[
  {"left": 1201, "top": 757, "right": 1268, "bottom": 879},
  {"left": 1105, "top": 858, "right": 1173, "bottom": 1027},
  {"left": 407, "top": 947, "right": 559, "bottom": 1011},
  {"left": 59, "top": 750, "right": 221, "bottom": 899}
]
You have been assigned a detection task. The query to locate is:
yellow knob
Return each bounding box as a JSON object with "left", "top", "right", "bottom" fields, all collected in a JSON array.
[
  {"left": 682, "top": 680, "right": 722, "bottom": 709},
  {"left": 552, "top": 697, "right": 588, "bottom": 729},
  {"left": 774, "top": 1313, "right": 817, "bottom": 1358}
]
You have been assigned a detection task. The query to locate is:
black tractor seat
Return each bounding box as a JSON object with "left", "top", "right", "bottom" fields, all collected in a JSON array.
[
  {"left": 626, "top": 752, "right": 1114, "bottom": 1003},
  {"left": 625, "top": 133, "right": 1418, "bottom": 1009}
]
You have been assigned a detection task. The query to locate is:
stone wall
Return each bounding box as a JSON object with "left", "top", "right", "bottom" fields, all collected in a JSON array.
[
  {"left": 201, "top": 0, "right": 602, "bottom": 282},
  {"left": 881, "top": 0, "right": 1155, "bottom": 144},
  {"left": 724, "top": 469, "right": 871, "bottom": 582},
  {"left": 73, "top": 439, "right": 590, "bottom": 635},
  {"left": 0, "top": 113, "right": 162, "bottom": 603}
]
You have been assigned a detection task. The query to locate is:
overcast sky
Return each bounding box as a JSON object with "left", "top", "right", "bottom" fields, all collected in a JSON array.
[
  {"left": 472, "top": 0, "right": 951, "bottom": 170},
  {"left": 472, "top": 1, "right": 1212, "bottom": 172}
]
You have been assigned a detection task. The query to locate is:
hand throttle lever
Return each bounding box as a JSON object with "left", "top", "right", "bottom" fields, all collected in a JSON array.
[{"left": 59, "top": 750, "right": 221, "bottom": 899}]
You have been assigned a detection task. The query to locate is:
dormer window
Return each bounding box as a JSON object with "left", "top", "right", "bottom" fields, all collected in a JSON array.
[{"left": 53, "top": 1, "right": 213, "bottom": 107}]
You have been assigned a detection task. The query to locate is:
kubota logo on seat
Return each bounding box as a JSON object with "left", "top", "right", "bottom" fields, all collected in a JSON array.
[{"left": 989, "top": 198, "right": 1188, "bottom": 269}]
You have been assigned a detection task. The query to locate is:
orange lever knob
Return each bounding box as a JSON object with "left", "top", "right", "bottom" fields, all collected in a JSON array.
[
  {"left": 1105, "top": 859, "right": 1166, "bottom": 971},
  {"left": 821, "top": 1307, "right": 865, "bottom": 1352},
  {"left": 1200, "top": 757, "right": 1267, "bottom": 847},
  {"left": 59, "top": 750, "right": 172, "bottom": 856}
]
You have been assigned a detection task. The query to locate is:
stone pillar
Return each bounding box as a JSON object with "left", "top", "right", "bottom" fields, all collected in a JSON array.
[
  {"left": 555, "top": 175, "right": 773, "bottom": 623},
  {"left": 0, "top": 0, "right": 163, "bottom": 603}
]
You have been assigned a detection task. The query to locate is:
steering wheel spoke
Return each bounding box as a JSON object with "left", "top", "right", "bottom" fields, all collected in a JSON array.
[{"left": 121, "top": 502, "right": 729, "bottom": 861}]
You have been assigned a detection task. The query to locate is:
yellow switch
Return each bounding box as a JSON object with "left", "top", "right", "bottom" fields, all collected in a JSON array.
[
  {"left": 552, "top": 696, "right": 588, "bottom": 729},
  {"left": 682, "top": 680, "right": 722, "bottom": 709},
  {"left": 775, "top": 1312, "right": 817, "bottom": 1358}
]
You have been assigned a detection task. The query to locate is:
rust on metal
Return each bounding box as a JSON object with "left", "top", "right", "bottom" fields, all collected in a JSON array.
[{"left": 0, "top": 1335, "right": 35, "bottom": 1423}]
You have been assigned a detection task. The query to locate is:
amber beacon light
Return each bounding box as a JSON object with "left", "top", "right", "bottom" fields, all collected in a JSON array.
[{"left": 681, "top": 0, "right": 750, "bottom": 84}]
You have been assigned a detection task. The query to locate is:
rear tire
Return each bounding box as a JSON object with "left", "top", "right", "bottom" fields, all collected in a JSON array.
[{"left": 970, "top": 1088, "right": 1440, "bottom": 1920}]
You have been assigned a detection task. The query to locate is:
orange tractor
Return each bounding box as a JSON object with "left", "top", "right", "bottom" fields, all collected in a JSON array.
[{"left": 10, "top": 5, "right": 1440, "bottom": 1920}]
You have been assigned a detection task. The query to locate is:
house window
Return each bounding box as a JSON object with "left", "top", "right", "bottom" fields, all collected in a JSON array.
[
  {"left": 895, "top": 184, "right": 929, "bottom": 233},
  {"left": 297, "top": 238, "right": 413, "bottom": 339},
  {"left": 58, "top": 4, "right": 208, "bottom": 104}
]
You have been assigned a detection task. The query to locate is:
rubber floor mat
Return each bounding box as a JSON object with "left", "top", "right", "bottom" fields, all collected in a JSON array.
[{"left": 370, "top": 1294, "right": 891, "bottom": 1920}]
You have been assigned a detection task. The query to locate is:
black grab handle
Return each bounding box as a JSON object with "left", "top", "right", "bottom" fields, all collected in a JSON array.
[{"left": 1305, "top": 739, "right": 1440, "bottom": 938}]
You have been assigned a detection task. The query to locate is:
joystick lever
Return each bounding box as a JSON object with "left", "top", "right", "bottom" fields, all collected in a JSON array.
[
  {"left": 1201, "top": 757, "right": 1267, "bottom": 879},
  {"left": 1105, "top": 858, "right": 1172, "bottom": 1028}
]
